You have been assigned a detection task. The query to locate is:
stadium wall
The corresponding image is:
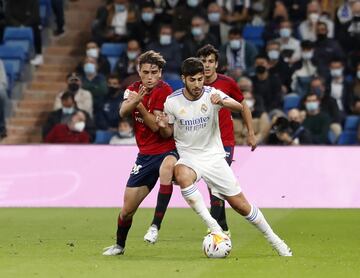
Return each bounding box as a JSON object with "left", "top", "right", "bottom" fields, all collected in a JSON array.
[{"left": 0, "top": 146, "right": 359, "bottom": 208}]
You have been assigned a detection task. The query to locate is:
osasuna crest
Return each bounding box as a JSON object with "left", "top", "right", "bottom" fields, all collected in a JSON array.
[{"left": 201, "top": 103, "right": 208, "bottom": 114}]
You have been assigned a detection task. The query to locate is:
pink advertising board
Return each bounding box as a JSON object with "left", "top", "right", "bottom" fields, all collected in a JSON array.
[{"left": 0, "top": 146, "right": 359, "bottom": 208}]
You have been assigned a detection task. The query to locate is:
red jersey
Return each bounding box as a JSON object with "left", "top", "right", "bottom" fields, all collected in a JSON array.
[
  {"left": 206, "top": 74, "right": 244, "bottom": 147},
  {"left": 125, "top": 80, "right": 175, "bottom": 155},
  {"left": 45, "top": 124, "right": 90, "bottom": 143}
]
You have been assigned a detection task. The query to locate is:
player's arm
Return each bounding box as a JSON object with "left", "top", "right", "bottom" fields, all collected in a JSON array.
[
  {"left": 119, "top": 87, "right": 147, "bottom": 118},
  {"left": 136, "top": 104, "right": 160, "bottom": 132},
  {"left": 156, "top": 112, "right": 173, "bottom": 138},
  {"left": 210, "top": 92, "right": 243, "bottom": 112},
  {"left": 239, "top": 100, "right": 257, "bottom": 151}
]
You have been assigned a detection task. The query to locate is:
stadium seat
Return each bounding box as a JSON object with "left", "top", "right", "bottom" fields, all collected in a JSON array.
[
  {"left": 0, "top": 45, "right": 26, "bottom": 80},
  {"left": 337, "top": 131, "right": 358, "bottom": 145},
  {"left": 165, "top": 79, "right": 183, "bottom": 91},
  {"left": 344, "top": 115, "right": 360, "bottom": 131},
  {"left": 242, "top": 25, "right": 265, "bottom": 48},
  {"left": 3, "top": 61, "right": 15, "bottom": 97},
  {"left": 3, "top": 27, "right": 34, "bottom": 59},
  {"left": 94, "top": 130, "right": 116, "bottom": 144},
  {"left": 283, "top": 93, "right": 301, "bottom": 113},
  {"left": 39, "top": 0, "right": 52, "bottom": 26},
  {"left": 100, "top": 43, "right": 126, "bottom": 72}
]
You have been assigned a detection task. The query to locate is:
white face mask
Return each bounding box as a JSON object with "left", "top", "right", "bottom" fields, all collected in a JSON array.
[
  {"left": 86, "top": 48, "right": 99, "bottom": 59},
  {"left": 330, "top": 68, "right": 343, "bottom": 78},
  {"left": 267, "top": 50, "right": 280, "bottom": 60},
  {"left": 357, "top": 71, "right": 360, "bottom": 79},
  {"left": 73, "top": 121, "right": 85, "bottom": 132},
  {"left": 187, "top": 0, "right": 199, "bottom": 7},
  {"left": 279, "top": 28, "right": 291, "bottom": 38},
  {"left": 309, "top": 13, "right": 320, "bottom": 22},
  {"left": 245, "top": 99, "right": 255, "bottom": 109},
  {"left": 127, "top": 51, "right": 138, "bottom": 60},
  {"left": 229, "top": 39, "right": 241, "bottom": 50},
  {"left": 62, "top": 107, "right": 75, "bottom": 114},
  {"left": 302, "top": 51, "right": 313, "bottom": 60},
  {"left": 160, "top": 34, "right": 171, "bottom": 45},
  {"left": 208, "top": 12, "right": 221, "bottom": 23}
]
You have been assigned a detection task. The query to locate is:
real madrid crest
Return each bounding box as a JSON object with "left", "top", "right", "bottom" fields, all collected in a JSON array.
[{"left": 201, "top": 103, "right": 208, "bottom": 114}]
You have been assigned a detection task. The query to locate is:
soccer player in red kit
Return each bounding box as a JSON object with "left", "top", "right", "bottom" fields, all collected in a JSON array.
[
  {"left": 103, "top": 51, "right": 178, "bottom": 256},
  {"left": 196, "top": 44, "right": 257, "bottom": 234}
]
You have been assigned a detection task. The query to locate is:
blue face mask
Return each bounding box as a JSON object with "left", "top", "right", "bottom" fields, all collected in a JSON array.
[
  {"left": 115, "top": 4, "right": 125, "bottom": 13},
  {"left": 187, "top": 0, "right": 199, "bottom": 7},
  {"left": 141, "top": 12, "right": 155, "bottom": 23},
  {"left": 160, "top": 34, "right": 171, "bottom": 45},
  {"left": 62, "top": 107, "right": 75, "bottom": 114},
  {"left": 191, "top": 27, "right": 203, "bottom": 37},
  {"left": 84, "top": 63, "right": 96, "bottom": 75},
  {"left": 208, "top": 13, "right": 221, "bottom": 23},
  {"left": 229, "top": 39, "right": 241, "bottom": 50},
  {"left": 305, "top": 101, "right": 319, "bottom": 112},
  {"left": 127, "top": 51, "right": 138, "bottom": 60},
  {"left": 267, "top": 50, "right": 280, "bottom": 60},
  {"left": 279, "top": 28, "right": 291, "bottom": 38}
]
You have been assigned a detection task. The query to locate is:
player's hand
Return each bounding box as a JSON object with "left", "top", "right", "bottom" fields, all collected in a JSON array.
[
  {"left": 127, "top": 86, "right": 147, "bottom": 105},
  {"left": 211, "top": 94, "right": 223, "bottom": 106},
  {"left": 156, "top": 112, "right": 169, "bottom": 128},
  {"left": 247, "top": 133, "right": 257, "bottom": 152}
]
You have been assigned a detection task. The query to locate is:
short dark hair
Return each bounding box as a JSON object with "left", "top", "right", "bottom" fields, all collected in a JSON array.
[
  {"left": 229, "top": 26, "right": 243, "bottom": 36},
  {"left": 317, "top": 21, "right": 328, "bottom": 30},
  {"left": 301, "top": 40, "right": 314, "bottom": 49},
  {"left": 61, "top": 91, "right": 75, "bottom": 102},
  {"left": 138, "top": 50, "right": 166, "bottom": 69},
  {"left": 255, "top": 54, "right": 269, "bottom": 61},
  {"left": 196, "top": 44, "right": 219, "bottom": 61},
  {"left": 305, "top": 92, "right": 320, "bottom": 101},
  {"left": 329, "top": 58, "right": 344, "bottom": 65},
  {"left": 181, "top": 58, "right": 204, "bottom": 77},
  {"left": 107, "top": 74, "right": 121, "bottom": 82}
]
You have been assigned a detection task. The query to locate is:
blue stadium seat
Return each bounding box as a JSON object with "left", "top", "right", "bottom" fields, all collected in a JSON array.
[
  {"left": 165, "top": 79, "right": 183, "bottom": 91},
  {"left": 39, "top": 0, "right": 52, "bottom": 26},
  {"left": 283, "top": 93, "right": 301, "bottom": 113},
  {"left": 337, "top": 131, "right": 358, "bottom": 145},
  {"left": 100, "top": 43, "right": 126, "bottom": 72},
  {"left": 3, "top": 27, "right": 34, "bottom": 59},
  {"left": 94, "top": 130, "right": 116, "bottom": 144},
  {"left": 0, "top": 45, "right": 26, "bottom": 80},
  {"left": 242, "top": 25, "right": 265, "bottom": 48},
  {"left": 344, "top": 115, "right": 360, "bottom": 131},
  {"left": 3, "top": 61, "right": 15, "bottom": 97}
]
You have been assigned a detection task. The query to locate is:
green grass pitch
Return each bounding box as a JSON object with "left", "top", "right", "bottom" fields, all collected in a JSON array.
[{"left": 0, "top": 208, "right": 359, "bottom": 278}]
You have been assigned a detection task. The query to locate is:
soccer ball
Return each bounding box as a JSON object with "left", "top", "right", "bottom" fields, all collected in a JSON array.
[{"left": 202, "top": 231, "right": 232, "bottom": 258}]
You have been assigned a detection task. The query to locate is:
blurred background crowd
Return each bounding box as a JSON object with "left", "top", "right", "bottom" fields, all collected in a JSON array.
[{"left": 0, "top": 0, "right": 360, "bottom": 145}]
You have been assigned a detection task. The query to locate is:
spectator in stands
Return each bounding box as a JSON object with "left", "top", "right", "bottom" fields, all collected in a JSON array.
[
  {"left": 233, "top": 77, "right": 270, "bottom": 145},
  {"left": 54, "top": 72, "right": 93, "bottom": 116},
  {"left": 0, "top": 0, "right": 5, "bottom": 39},
  {"left": 219, "top": 0, "right": 250, "bottom": 25},
  {"left": 334, "top": 0, "right": 356, "bottom": 52},
  {"left": 346, "top": 1, "right": 360, "bottom": 71},
  {"left": 266, "top": 40, "right": 292, "bottom": 93},
  {"left": 303, "top": 92, "right": 331, "bottom": 144},
  {"left": 288, "top": 108, "right": 305, "bottom": 124},
  {"left": 95, "top": 75, "right": 124, "bottom": 131},
  {"left": 51, "top": 0, "right": 65, "bottom": 36},
  {"left": 91, "top": 0, "right": 137, "bottom": 45},
  {"left": 298, "top": 0, "right": 334, "bottom": 41},
  {"left": 0, "top": 59, "right": 7, "bottom": 138},
  {"left": 5, "top": 0, "right": 44, "bottom": 66},
  {"left": 114, "top": 39, "right": 141, "bottom": 81},
  {"left": 109, "top": 118, "right": 136, "bottom": 145},
  {"left": 131, "top": 1, "right": 159, "bottom": 47},
  {"left": 146, "top": 25, "right": 181, "bottom": 80},
  {"left": 291, "top": 40, "right": 317, "bottom": 97},
  {"left": 309, "top": 76, "right": 342, "bottom": 141},
  {"left": 251, "top": 54, "right": 283, "bottom": 112},
  {"left": 172, "top": 0, "right": 207, "bottom": 42},
  {"left": 351, "top": 61, "right": 360, "bottom": 115},
  {"left": 281, "top": 0, "right": 309, "bottom": 26},
  {"left": 81, "top": 57, "right": 108, "bottom": 116},
  {"left": 43, "top": 91, "right": 95, "bottom": 141},
  {"left": 151, "top": 0, "right": 181, "bottom": 24},
  {"left": 45, "top": 111, "right": 91, "bottom": 144},
  {"left": 249, "top": 1, "right": 268, "bottom": 27},
  {"left": 182, "top": 15, "right": 218, "bottom": 59},
  {"left": 263, "top": 0, "right": 289, "bottom": 42},
  {"left": 276, "top": 19, "right": 301, "bottom": 64},
  {"left": 76, "top": 41, "right": 110, "bottom": 77},
  {"left": 207, "top": 2, "right": 223, "bottom": 46},
  {"left": 314, "top": 21, "right": 345, "bottom": 77},
  {"left": 220, "top": 26, "right": 258, "bottom": 78}
]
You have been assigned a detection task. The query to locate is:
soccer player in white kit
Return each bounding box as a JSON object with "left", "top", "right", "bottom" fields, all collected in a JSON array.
[{"left": 156, "top": 58, "right": 292, "bottom": 256}]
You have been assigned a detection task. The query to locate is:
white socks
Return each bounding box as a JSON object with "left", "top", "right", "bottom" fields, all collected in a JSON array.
[{"left": 181, "top": 184, "right": 222, "bottom": 232}]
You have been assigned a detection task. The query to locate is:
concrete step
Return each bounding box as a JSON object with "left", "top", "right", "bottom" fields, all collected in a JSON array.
[
  {"left": 8, "top": 116, "right": 46, "bottom": 127},
  {"left": 6, "top": 125, "right": 41, "bottom": 136},
  {"left": 0, "top": 134, "right": 42, "bottom": 144},
  {"left": 33, "top": 72, "right": 68, "bottom": 82},
  {"left": 17, "top": 99, "right": 54, "bottom": 110},
  {"left": 29, "top": 82, "right": 64, "bottom": 91},
  {"left": 22, "top": 90, "right": 59, "bottom": 100},
  {"left": 37, "top": 64, "right": 75, "bottom": 73},
  {"left": 51, "top": 30, "right": 91, "bottom": 47},
  {"left": 44, "top": 54, "right": 82, "bottom": 65},
  {"left": 15, "top": 108, "right": 51, "bottom": 118},
  {"left": 44, "top": 46, "right": 83, "bottom": 56}
]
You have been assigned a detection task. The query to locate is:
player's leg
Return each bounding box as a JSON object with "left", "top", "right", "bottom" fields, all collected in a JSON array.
[
  {"left": 175, "top": 163, "right": 222, "bottom": 233},
  {"left": 209, "top": 146, "right": 233, "bottom": 233},
  {"left": 144, "top": 154, "right": 177, "bottom": 243},
  {"left": 225, "top": 193, "right": 292, "bottom": 256}
]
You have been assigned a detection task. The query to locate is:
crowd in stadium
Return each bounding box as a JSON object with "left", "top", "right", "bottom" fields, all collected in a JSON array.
[{"left": 0, "top": 0, "right": 360, "bottom": 145}]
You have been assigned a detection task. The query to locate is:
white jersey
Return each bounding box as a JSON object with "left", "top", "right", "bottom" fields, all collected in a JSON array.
[{"left": 164, "top": 86, "right": 230, "bottom": 160}]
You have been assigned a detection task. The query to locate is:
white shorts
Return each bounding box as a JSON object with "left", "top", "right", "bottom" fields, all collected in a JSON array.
[{"left": 176, "top": 156, "right": 241, "bottom": 199}]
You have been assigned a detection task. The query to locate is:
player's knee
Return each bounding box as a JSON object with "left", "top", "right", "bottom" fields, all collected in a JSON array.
[
  {"left": 174, "top": 165, "right": 192, "bottom": 187},
  {"left": 120, "top": 208, "right": 135, "bottom": 220}
]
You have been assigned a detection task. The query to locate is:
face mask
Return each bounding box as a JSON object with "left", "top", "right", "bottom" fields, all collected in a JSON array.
[
  {"left": 309, "top": 13, "right": 320, "bottom": 22},
  {"left": 191, "top": 27, "right": 203, "bottom": 37},
  {"left": 353, "top": 15, "right": 360, "bottom": 22},
  {"left": 302, "top": 51, "right": 313, "bottom": 60},
  {"left": 127, "top": 51, "right": 138, "bottom": 60},
  {"left": 255, "top": 65, "right": 267, "bottom": 74},
  {"left": 141, "top": 12, "right": 155, "bottom": 23},
  {"left": 330, "top": 68, "right": 343, "bottom": 78},
  {"left": 305, "top": 101, "right": 319, "bottom": 112},
  {"left": 357, "top": 71, "right": 360, "bottom": 79},
  {"left": 84, "top": 63, "right": 96, "bottom": 75},
  {"left": 115, "top": 4, "right": 125, "bottom": 13},
  {"left": 187, "top": 0, "right": 199, "bottom": 7},
  {"left": 267, "top": 50, "right": 280, "bottom": 60},
  {"left": 317, "top": 33, "right": 327, "bottom": 41},
  {"left": 73, "top": 121, "right": 85, "bottom": 132},
  {"left": 68, "top": 83, "right": 80, "bottom": 92},
  {"left": 160, "top": 34, "right": 171, "bottom": 45},
  {"left": 229, "top": 39, "right": 241, "bottom": 50},
  {"left": 279, "top": 28, "right": 291, "bottom": 38},
  {"left": 119, "top": 131, "right": 133, "bottom": 138},
  {"left": 86, "top": 48, "right": 99, "bottom": 59},
  {"left": 108, "top": 86, "right": 119, "bottom": 95},
  {"left": 245, "top": 99, "right": 255, "bottom": 109},
  {"left": 62, "top": 107, "right": 75, "bottom": 114},
  {"left": 208, "top": 12, "right": 221, "bottom": 23}
]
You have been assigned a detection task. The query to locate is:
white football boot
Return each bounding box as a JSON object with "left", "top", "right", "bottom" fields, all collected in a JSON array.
[
  {"left": 102, "top": 244, "right": 124, "bottom": 256},
  {"left": 270, "top": 236, "right": 293, "bottom": 256},
  {"left": 144, "top": 225, "right": 159, "bottom": 244}
]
